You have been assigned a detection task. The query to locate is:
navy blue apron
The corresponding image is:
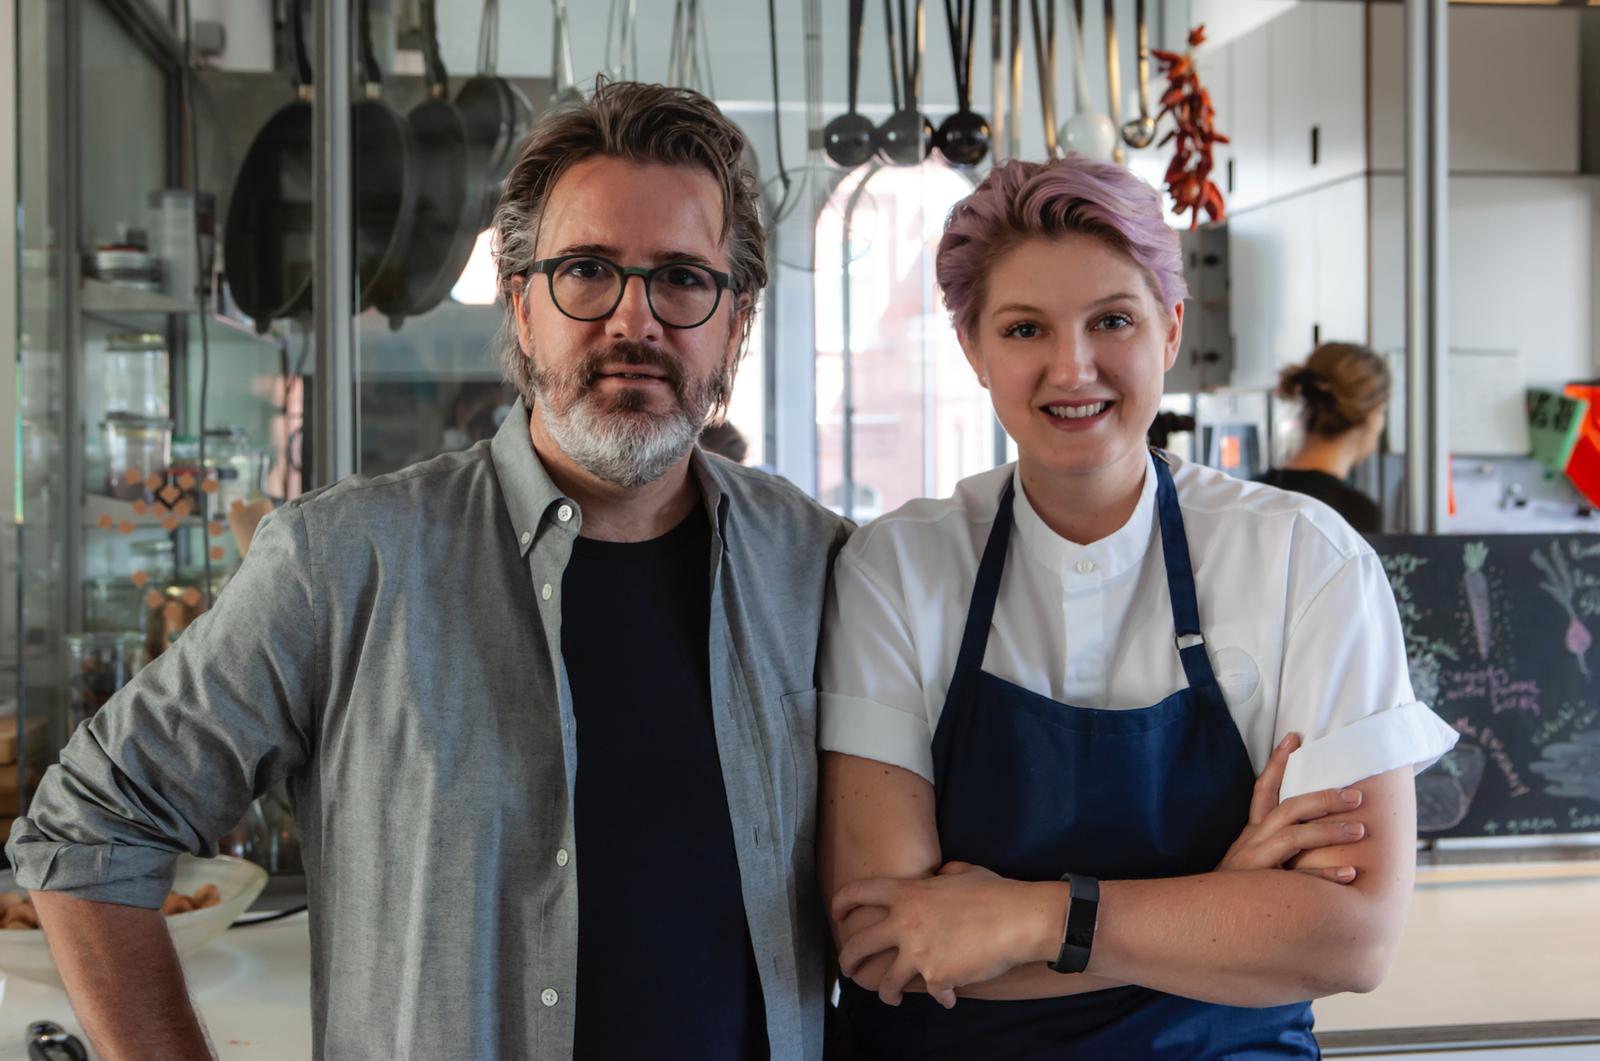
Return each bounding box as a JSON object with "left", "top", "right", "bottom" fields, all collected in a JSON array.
[{"left": 833, "top": 454, "right": 1317, "bottom": 1060}]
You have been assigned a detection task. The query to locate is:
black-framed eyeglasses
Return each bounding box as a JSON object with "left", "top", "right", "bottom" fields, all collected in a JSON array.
[{"left": 530, "top": 254, "right": 734, "bottom": 330}]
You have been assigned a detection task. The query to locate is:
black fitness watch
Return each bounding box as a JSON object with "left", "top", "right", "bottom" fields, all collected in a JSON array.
[{"left": 1047, "top": 873, "right": 1100, "bottom": 974}]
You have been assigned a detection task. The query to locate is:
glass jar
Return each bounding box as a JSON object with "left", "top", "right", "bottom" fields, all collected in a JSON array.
[
  {"left": 83, "top": 577, "right": 147, "bottom": 634},
  {"left": 64, "top": 632, "right": 145, "bottom": 733},
  {"left": 101, "top": 332, "right": 169, "bottom": 419},
  {"left": 203, "top": 426, "right": 266, "bottom": 517},
  {"left": 102, "top": 413, "right": 172, "bottom": 500}
]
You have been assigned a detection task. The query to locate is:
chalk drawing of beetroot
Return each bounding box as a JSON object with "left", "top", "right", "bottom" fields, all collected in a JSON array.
[
  {"left": 1532, "top": 543, "right": 1592, "bottom": 678},
  {"left": 1462, "top": 542, "right": 1491, "bottom": 660}
]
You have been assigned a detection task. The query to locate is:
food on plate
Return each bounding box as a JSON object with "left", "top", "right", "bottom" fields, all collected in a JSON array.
[{"left": 0, "top": 882, "right": 223, "bottom": 929}]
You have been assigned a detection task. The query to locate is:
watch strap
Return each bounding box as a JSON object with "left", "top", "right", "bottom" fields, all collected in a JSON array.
[{"left": 1047, "top": 873, "right": 1099, "bottom": 974}]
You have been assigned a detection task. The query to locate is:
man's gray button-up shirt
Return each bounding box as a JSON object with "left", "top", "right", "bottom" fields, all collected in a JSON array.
[{"left": 7, "top": 401, "right": 849, "bottom": 1060}]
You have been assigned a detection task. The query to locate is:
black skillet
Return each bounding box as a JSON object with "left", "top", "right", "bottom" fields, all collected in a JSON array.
[
  {"left": 381, "top": 0, "right": 481, "bottom": 327},
  {"left": 223, "top": 0, "right": 314, "bottom": 333},
  {"left": 352, "top": 0, "right": 419, "bottom": 314},
  {"left": 456, "top": 0, "right": 533, "bottom": 226}
]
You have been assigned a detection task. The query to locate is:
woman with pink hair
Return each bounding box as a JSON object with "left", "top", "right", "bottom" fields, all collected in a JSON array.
[{"left": 816, "top": 156, "right": 1456, "bottom": 1058}]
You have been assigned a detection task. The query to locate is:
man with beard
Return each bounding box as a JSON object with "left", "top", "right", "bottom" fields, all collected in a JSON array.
[{"left": 8, "top": 80, "right": 847, "bottom": 1061}]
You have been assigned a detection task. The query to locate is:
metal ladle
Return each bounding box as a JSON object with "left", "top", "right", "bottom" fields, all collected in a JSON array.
[{"left": 1121, "top": 0, "right": 1157, "bottom": 149}]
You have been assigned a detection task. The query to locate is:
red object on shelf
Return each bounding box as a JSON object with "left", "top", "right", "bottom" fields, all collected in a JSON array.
[{"left": 1559, "top": 384, "right": 1600, "bottom": 507}]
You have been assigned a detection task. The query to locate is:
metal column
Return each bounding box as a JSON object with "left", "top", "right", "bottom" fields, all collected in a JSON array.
[
  {"left": 1404, "top": 0, "right": 1448, "bottom": 533},
  {"left": 314, "top": 0, "right": 357, "bottom": 485}
]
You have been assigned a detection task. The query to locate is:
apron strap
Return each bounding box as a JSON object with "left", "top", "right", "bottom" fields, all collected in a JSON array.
[
  {"left": 1151, "top": 451, "right": 1225, "bottom": 700},
  {"left": 956, "top": 477, "right": 1016, "bottom": 670}
]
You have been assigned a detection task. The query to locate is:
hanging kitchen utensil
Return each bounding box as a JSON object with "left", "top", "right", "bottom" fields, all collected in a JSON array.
[
  {"left": 989, "top": 0, "right": 1006, "bottom": 160},
  {"left": 604, "top": 0, "right": 638, "bottom": 81},
  {"left": 1006, "top": 0, "right": 1022, "bottom": 160},
  {"left": 933, "top": 0, "right": 989, "bottom": 166},
  {"left": 352, "top": 0, "right": 419, "bottom": 313},
  {"left": 1060, "top": 0, "right": 1116, "bottom": 160},
  {"left": 1103, "top": 0, "right": 1125, "bottom": 164},
  {"left": 384, "top": 0, "right": 481, "bottom": 327},
  {"left": 1121, "top": 0, "right": 1157, "bottom": 148},
  {"left": 550, "top": 0, "right": 584, "bottom": 106},
  {"left": 824, "top": 0, "right": 877, "bottom": 168},
  {"left": 455, "top": 0, "right": 532, "bottom": 224},
  {"left": 1027, "top": 0, "right": 1058, "bottom": 157},
  {"left": 223, "top": 0, "right": 314, "bottom": 332},
  {"left": 877, "top": 0, "right": 932, "bottom": 165},
  {"left": 765, "top": 0, "right": 878, "bottom": 273}
]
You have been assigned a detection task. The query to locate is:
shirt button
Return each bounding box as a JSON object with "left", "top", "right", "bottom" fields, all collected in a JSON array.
[
  {"left": 556, "top": 849, "right": 569, "bottom": 867},
  {"left": 519, "top": 530, "right": 532, "bottom": 547},
  {"left": 1074, "top": 558, "right": 1095, "bottom": 575},
  {"left": 541, "top": 583, "right": 553, "bottom": 601},
  {"left": 541, "top": 988, "right": 558, "bottom": 1007},
  {"left": 556, "top": 504, "right": 574, "bottom": 523}
]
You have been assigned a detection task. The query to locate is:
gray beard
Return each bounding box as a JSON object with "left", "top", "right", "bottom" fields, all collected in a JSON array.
[{"left": 534, "top": 389, "right": 700, "bottom": 489}]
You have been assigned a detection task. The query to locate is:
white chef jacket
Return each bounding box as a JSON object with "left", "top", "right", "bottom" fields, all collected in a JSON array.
[{"left": 818, "top": 452, "right": 1459, "bottom": 799}]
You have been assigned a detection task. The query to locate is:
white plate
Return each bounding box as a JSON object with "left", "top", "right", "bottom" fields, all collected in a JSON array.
[{"left": 0, "top": 854, "right": 268, "bottom": 987}]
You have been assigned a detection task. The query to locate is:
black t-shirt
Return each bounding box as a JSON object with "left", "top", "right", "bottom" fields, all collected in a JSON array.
[
  {"left": 1254, "top": 468, "right": 1382, "bottom": 534},
  {"left": 562, "top": 511, "right": 768, "bottom": 1061}
]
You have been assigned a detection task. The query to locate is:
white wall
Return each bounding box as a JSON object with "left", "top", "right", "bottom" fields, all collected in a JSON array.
[
  {"left": 1159, "top": 0, "right": 1297, "bottom": 51},
  {"left": 1371, "top": 175, "right": 1599, "bottom": 389}
]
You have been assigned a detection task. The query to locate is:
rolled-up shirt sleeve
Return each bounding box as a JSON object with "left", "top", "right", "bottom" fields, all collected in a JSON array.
[
  {"left": 818, "top": 546, "right": 936, "bottom": 783},
  {"left": 5, "top": 503, "right": 319, "bottom": 908},
  {"left": 1278, "top": 549, "right": 1459, "bottom": 799}
]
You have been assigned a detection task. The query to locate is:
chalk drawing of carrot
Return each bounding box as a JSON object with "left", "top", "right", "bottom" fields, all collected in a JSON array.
[
  {"left": 1463, "top": 541, "right": 1491, "bottom": 660},
  {"left": 1532, "top": 543, "right": 1592, "bottom": 677}
]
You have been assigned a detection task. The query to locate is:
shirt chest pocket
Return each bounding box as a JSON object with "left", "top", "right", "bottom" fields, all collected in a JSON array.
[
  {"left": 779, "top": 689, "right": 820, "bottom": 843},
  {"left": 1210, "top": 646, "right": 1262, "bottom": 710}
]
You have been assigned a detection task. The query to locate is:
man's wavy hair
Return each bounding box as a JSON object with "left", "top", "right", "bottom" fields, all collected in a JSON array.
[{"left": 491, "top": 77, "right": 768, "bottom": 398}]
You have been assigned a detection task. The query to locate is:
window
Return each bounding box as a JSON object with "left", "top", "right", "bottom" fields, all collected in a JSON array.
[{"left": 814, "top": 161, "right": 994, "bottom": 521}]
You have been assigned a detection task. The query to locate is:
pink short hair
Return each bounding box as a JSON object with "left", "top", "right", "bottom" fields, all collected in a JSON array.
[{"left": 936, "top": 155, "right": 1187, "bottom": 336}]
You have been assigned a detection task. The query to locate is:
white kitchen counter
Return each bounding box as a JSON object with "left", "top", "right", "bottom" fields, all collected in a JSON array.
[
  {"left": 0, "top": 913, "right": 313, "bottom": 1060},
  {"left": 1314, "top": 859, "right": 1600, "bottom": 1055},
  {"left": 0, "top": 863, "right": 1595, "bottom": 1059}
]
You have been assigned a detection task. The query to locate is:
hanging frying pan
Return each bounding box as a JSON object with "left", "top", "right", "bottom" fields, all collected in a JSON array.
[
  {"left": 933, "top": 0, "right": 988, "bottom": 166},
  {"left": 352, "top": 0, "right": 419, "bottom": 313},
  {"left": 383, "top": 0, "right": 481, "bottom": 327},
  {"left": 823, "top": 0, "right": 876, "bottom": 168},
  {"left": 455, "top": 0, "right": 532, "bottom": 224},
  {"left": 223, "top": 0, "right": 313, "bottom": 333}
]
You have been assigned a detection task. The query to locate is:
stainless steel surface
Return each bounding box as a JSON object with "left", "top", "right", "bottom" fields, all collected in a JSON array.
[
  {"left": 1404, "top": 0, "right": 1448, "bottom": 533},
  {"left": 1320, "top": 1019, "right": 1600, "bottom": 1056},
  {"left": 314, "top": 0, "right": 357, "bottom": 484},
  {"left": 63, "top": 0, "right": 84, "bottom": 644},
  {"left": 1103, "top": 0, "right": 1122, "bottom": 164},
  {"left": 1120, "top": 0, "right": 1156, "bottom": 149}
]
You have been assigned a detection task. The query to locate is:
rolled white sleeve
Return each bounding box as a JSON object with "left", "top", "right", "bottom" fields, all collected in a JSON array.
[
  {"left": 818, "top": 549, "right": 937, "bottom": 783},
  {"left": 1278, "top": 550, "right": 1460, "bottom": 799}
]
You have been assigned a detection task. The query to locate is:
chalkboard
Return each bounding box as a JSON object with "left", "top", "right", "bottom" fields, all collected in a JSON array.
[{"left": 1370, "top": 534, "right": 1600, "bottom": 839}]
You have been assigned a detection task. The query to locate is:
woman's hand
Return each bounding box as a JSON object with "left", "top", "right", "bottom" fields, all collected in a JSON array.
[
  {"left": 832, "top": 862, "right": 1057, "bottom": 1010},
  {"left": 1218, "top": 732, "right": 1367, "bottom": 882}
]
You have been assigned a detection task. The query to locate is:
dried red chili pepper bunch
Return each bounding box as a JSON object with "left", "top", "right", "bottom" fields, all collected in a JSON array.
[{"left": 1152, "top": 25, "right": 1228, "bottom": 229}]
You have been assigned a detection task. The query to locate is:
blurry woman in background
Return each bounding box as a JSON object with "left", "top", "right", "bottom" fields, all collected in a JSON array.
[{"left": 1256, "top": 343, "right": 1391, "bottom": 533}]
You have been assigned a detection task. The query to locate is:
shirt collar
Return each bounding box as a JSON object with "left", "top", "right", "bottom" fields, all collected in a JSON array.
[
  {"left": 490, "top": 399, "right": 730, "bottom": 554},
  {"left": 491, "top": 399, "right": 573, "bottom": 555},
  {"left": 1009, "top": 450, "right": 1158, "bottom": 581}
]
